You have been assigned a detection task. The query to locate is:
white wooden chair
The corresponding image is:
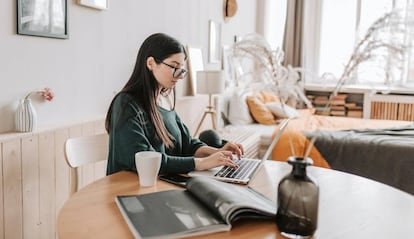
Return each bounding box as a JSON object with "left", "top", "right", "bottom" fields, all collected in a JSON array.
[{"left": 64, "top": 133, "right": 109, "bottom": 195}]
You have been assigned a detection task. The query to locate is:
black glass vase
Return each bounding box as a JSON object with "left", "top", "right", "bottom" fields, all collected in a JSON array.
[{"left": 275, "top": 156, "right": 319, "bottom": 238}]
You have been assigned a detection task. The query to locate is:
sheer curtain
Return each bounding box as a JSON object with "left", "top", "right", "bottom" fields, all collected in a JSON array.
[
  {"left": 256, "top": 0, "right": 287, "bottom": 50},
  {"left": 301, "top": 0, "right": 322, "bottom": 83}
]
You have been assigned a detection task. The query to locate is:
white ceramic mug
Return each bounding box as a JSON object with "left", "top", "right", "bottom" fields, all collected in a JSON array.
[{"left": 135, "top": 151, "right": 162, "bottom": 187}]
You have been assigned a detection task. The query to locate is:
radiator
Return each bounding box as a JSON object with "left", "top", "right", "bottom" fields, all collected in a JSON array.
[{"left": 363, "top": 93, "right": 414, "bottom": 121}]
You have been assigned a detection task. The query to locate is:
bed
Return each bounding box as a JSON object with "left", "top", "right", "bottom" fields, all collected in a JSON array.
[{"left": 217, "top": 90, "right": 414, "bottom": 195}]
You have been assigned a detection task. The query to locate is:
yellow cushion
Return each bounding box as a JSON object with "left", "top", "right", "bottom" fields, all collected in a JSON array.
[
  {"left": 260, "top": 91, "right": 280, "bottom": 103},
  {"left": 246, "top": 94, "right": 276, "bottom": 125}
]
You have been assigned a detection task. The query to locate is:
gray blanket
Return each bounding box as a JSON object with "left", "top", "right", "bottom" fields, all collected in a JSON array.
[{"left": 304, "top": 124, "right": 414, "bottom": 195}]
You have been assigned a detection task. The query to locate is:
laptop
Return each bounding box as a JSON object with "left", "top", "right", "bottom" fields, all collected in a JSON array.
[{"left": 188, "top": 119, "right": 290, "bottom": 184}]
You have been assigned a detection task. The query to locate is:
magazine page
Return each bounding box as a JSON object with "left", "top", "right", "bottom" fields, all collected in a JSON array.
[
  {"left": 186, "top": 177, "right": 276, "bottom": 224},
  {"left": 116, "top": 189, "right": 231, "bottom": 239}
]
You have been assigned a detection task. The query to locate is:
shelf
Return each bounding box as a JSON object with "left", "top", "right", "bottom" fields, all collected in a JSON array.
[
  {"left": 305, "top": 83, "right": 414, "bottom": 95},
  {"left": 306, "top": 87, "right": 414, "bottom": 121}
]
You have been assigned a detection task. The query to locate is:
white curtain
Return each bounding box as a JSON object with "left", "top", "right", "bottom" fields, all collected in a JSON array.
[{"left": 301, "top": 0, "right": 323, "bottom": 83}]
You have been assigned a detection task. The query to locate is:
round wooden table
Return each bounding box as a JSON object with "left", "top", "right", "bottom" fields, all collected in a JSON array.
[{"left": 57, "top": 161, "right": 414, "bottom": 238}]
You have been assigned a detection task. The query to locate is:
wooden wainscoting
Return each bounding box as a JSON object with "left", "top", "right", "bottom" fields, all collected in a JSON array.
[{"left": 0, "top": 118, "right": 107, "bottom": 239}]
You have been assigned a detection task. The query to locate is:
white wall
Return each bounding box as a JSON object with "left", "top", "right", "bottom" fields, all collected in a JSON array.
[{"left": 0, "top": 0, "right": 257, "bottom": 133}]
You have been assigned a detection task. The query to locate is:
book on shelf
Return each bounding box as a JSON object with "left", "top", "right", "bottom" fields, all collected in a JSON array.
[
  {"left": 344, "top": 102, "right": 357, "bottom": 108},
  {"left": 313, "top": 95, "right": 329, "bottom": 105},
  {"left": 331, "top": 94, "right": 347, "bottom": 100},
  {"left": 330, "top": 105, "right": 346, "bottom": 111},
  {"left": 115, "top": 176, "right": 276, "bottom": 239},
  {"left": 306, "top": 95, "right": 315, "bottom": 101},
  {"left": 330, "top": 110, "right": 346, "bottom": 116},
  {"left": 347, "top": 110, "right": 363, "bottom": 118},
  {"left": 330, "top": 94, "right": 348, "bottom": 105}
]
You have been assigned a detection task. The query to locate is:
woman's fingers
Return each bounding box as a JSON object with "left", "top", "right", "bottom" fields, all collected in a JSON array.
[
  {"left": 236, "top": 143, "right": 244, "bottom": 155},
  {"left": 222, "top": 142, "right": 243, "bottom": 158},
  {"left": 219, "top": 152, "right": 238, "bottom": 168}
]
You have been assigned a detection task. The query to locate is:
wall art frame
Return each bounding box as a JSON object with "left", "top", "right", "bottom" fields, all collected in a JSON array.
[
  {"left": 78, "top": 0, "right": 108, "bottom": 10},
  {"left": 186, "top": 46, "right": 205, "bottom": 96},
  {"left": 17, "top": 0, "right": 68, "bottom": 39}
]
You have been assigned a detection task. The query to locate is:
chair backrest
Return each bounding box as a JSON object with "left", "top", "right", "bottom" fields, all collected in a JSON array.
[{"left": 64, "top": 133, "right": 109, "bottom": 194}]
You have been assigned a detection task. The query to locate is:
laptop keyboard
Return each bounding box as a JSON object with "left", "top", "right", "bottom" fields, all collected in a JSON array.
[{"left": 214, "top": 159, "right": 259, "bottom": 179}]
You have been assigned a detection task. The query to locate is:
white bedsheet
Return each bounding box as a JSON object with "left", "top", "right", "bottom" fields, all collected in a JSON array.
[{"left": 221, "top": 124, "right": 276, "bottom": 158}]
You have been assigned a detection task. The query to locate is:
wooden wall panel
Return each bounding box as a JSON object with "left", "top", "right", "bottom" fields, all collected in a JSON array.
[
  {"left": 39, "top": 132, "right": 56, "bottom": 239},
  {"left": 93, "top": 119, "right": 106, "bottom": 134},
  {"left": 94, "top": 161, "right": 107, "bottom": 180},
  {"left": 0, "top": 118, "right": 107, "bottom": 239},
  {"left": 80, "top": 123, "right": 95, "bottom": 190},
  {"left": 0, "top": 142, "right": 4, "bottom": 239},
  {"left": 54, "top": 129, "right": 70, "bottom": 227},
  {"left": 94, "top": 119, "right": 107, "bottom": 180},
  {"left": 21, "top": 136, "right": 41, "bottom": 239},
  {"left": 2, "top": 139, "right": 23, "bottom": 239}
]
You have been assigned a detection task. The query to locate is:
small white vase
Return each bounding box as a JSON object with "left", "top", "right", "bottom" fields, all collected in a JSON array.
[{"left": 15, "top": 99, "right": 37, "bottom": 132}]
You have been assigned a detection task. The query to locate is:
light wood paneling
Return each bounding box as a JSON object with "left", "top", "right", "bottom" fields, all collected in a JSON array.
[
  {"left": 3, "top": 139, "right": 23, "bottom": 239},
  {"left": 21, "top": 136, "right": 41, "bottom": 239},
  {"left": 54, "top": 129, "right": 70, "bottom": 232},
  {"left": 0, "top": 118, "right": 106, "bottom": 239},
  {"left": 0, "top": 142, "right": 4, "bottom": 238},
  {"left": 93, "top": 119, "right": 107, "bottom": 181},
  {"left": 39, "top": 132, "right": 56, "bottom": 239},
  {"left": 80, "top": 123, "right": 96, "bottom": 190}
]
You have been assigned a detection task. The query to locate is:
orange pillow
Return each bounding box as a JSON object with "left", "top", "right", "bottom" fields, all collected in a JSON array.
[
  {"left": 260, "top": 91, "right": 280, "bottom": 103},
  {"left": 246, "top": 94, "right": 276, "bottom": 125}
]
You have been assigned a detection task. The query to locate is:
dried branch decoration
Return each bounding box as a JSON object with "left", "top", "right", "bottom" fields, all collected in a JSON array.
[
  {"left": 231, "top": 33, "right": 312, "bottom": 108},
  {"left": 324, "top": 8, "right": 412, "bottom": 110}
]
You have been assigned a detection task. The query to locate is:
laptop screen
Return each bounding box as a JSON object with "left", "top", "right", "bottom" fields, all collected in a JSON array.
[{"left": 260, "top": 118, "right": 291, "bottom": 162}]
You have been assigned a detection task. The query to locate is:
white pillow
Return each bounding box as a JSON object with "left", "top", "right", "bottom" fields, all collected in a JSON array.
[
  {"left": 227, "top": 91, "right": 254, "bottom": 125},
  {"left": 265, "top": 102, "right": 299, "bottom": 119}
]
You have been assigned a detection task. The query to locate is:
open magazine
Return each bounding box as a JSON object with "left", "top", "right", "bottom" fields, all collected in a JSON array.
[{"left": 115, "top": 176, "right": 276, "bottom": 239}]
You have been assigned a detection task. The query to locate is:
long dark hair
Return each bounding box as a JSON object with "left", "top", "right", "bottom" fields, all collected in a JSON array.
[{"left": 105, "top": 33, "right": 187, "bottom": 148}]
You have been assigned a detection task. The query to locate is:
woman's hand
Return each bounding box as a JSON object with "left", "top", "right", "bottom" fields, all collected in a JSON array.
[
  {"left": 194, "top": 151, "right": 238, "bottom": 171},
  {"left": 221, "top": 142, "right": 244, "bottom": 159}
]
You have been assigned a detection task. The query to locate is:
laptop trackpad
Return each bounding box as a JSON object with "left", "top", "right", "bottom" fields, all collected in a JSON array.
[{"left": 188, "top": 167, "right": 222, "bottom": 177}]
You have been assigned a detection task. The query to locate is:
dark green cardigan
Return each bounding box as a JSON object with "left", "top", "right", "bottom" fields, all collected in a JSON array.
[{"left": 106, "top": 93, "right": 206, "bottom": 175}]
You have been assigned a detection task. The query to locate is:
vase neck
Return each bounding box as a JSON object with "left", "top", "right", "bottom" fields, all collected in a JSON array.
[
  {"left": 288, "top": 156, "right": 313, "bottom": 178},
  {"left": 292, "top": 164, "right": 307, "bottom": 178}
]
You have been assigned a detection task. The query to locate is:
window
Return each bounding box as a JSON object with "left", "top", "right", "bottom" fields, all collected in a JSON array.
[
  {"left": 318, "top": 0, "right": 357, "bottom": 81},
  {"left": 262, "top": 0, "right": 287, "bottom": 50},
  {"left": 304, "top": 0, "right": 414, "bottom": 88}
]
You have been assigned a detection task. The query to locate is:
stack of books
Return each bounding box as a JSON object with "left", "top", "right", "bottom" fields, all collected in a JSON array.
[
  {"left": 329, "top": 94, "right": 347, "bottom": 117},
  {"left": 311, "top": 95, "right": 330, "bottom": 115},
  {"left": 345, "top": 102, "right": 363, "bottom": 118}
]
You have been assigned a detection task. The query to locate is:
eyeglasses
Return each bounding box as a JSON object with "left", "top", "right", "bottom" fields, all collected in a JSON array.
[{"left": 160, "top": 61, "right": 188, "bottom": 78}]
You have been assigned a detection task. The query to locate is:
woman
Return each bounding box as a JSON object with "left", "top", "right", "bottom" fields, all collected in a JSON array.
[{"left": 105, "top": 33, "right": 243, "bottom": 175}]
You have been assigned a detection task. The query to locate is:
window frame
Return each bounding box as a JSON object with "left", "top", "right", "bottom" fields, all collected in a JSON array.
[{"left": 302, "top": 0, "right": 414, "bottom": 89}]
